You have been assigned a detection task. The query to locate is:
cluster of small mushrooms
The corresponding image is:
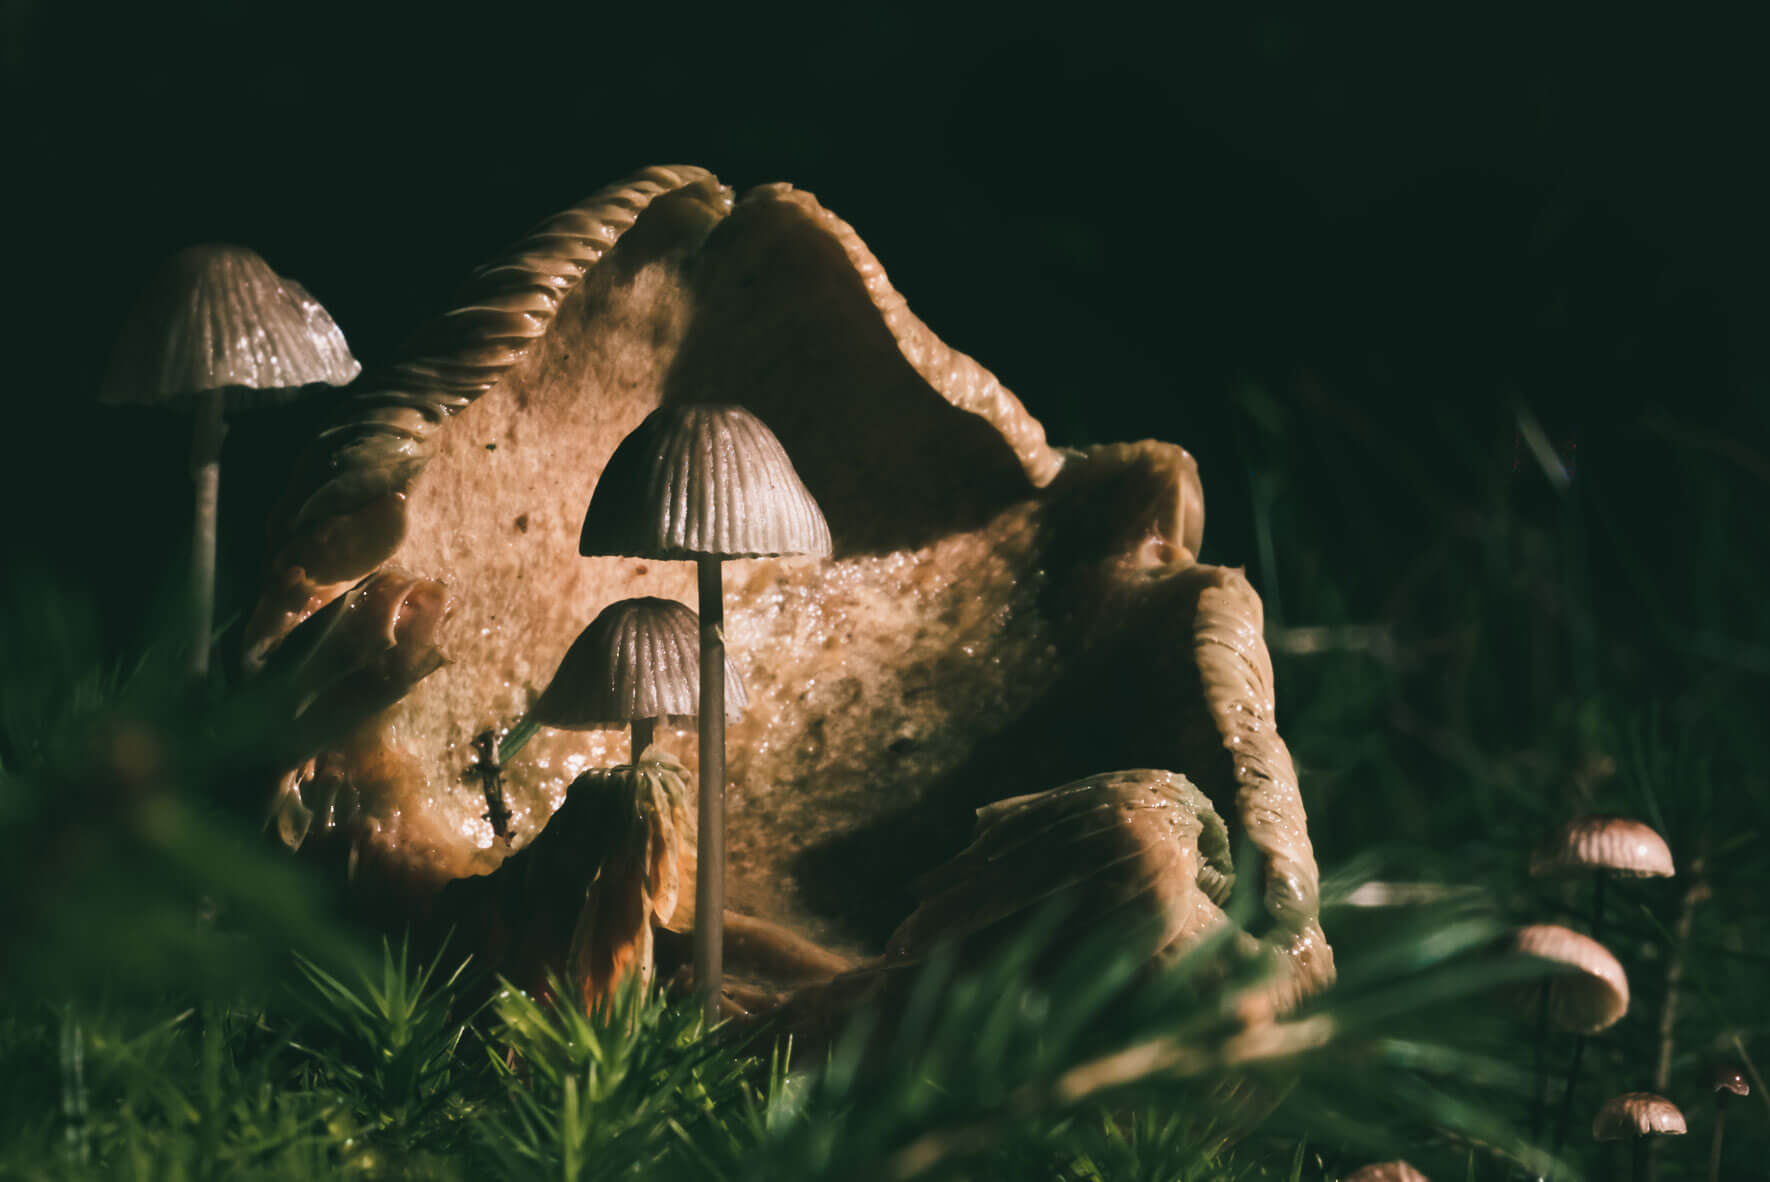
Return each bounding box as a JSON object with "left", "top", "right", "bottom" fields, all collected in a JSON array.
[{"left": 1504, "top": 813, "right": 1750, "bottom": 1181}]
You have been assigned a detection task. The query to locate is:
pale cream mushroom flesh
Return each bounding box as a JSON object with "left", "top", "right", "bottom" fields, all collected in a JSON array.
[{"left": 243, "top": 165, "right": 1334, "bottom": 997}]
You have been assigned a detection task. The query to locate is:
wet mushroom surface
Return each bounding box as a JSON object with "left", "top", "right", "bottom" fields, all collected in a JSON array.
[{"left": 244, "top": 165, "right": 1332, "bottom": 996}]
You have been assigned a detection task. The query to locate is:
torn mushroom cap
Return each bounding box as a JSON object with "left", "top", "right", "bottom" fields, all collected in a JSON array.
[
  {"left": 562, "top": 753, "right": 698, "bottom": 1005},
  {"left": 101, "top": 244, "right": 361, "bottom": 407},
  {"left": 1530, "top": 816, "right": 1675, "bottom": 879},
  {"left": 1511, "top": 924, "right": 1630, "bottom": 1033},
  {"left": 1343, "top": 1163, "right": 1430, "bottom": 1182},
  {"left": 1708, "top": 1063, "right": 1750, "bottom": 1096},
  {"left": 578, "top": 404, "right": 832, "bottom": 559},
  {"left": 1592, "top": 1092, "right": 1687, "bottom": 1140},
  {"left": 530, "top": 597, "right": 747, "bottom": 728}
]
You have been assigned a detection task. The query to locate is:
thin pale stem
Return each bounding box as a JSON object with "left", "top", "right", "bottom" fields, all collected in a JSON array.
[
  {"left": 1548, "top": 870, "right": 1612, "bottom": 1175},
  {"left": 695, "top": 555, "right": 725, "bottom": 1024},
  {"left": 1708, "top": 1096, "right": 1728, "bottom": 1182},
  {"left": 1530, "top": 977, "right": 1552, "bottom": 1156},
  {"left": 188, "top": 390, "right": 227, "bottom": 682},
  {"left": 631, "top": 717, "right": 656, "bottom": 762}
]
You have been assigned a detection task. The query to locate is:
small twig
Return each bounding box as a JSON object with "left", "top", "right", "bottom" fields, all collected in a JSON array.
[{"left": 467, "top": 729, "right": 512, "bottom": 842}]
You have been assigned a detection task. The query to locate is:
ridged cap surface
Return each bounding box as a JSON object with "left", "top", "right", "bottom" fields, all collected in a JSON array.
[
  {"left": 579, "top": 404, "right": 832, "bottom": 559},
  {"left": 530, "top": 597, "right": 747, "bottom": 726},
  {"left": 1531, "top": 816, "right": 1675, "bottom": 879},
  {"left": 102, "top": 244, "right": 361, "bottom": 407},
  {"left": 1593, "top": 1092, "right": 1687, "bottom": 1140},
  {"left": 1512, "top": 924, "right": 1630, "bottom": 1033}
]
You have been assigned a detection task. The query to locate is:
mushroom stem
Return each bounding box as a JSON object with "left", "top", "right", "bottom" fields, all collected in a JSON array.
[
  {"left": 187, "top": 388, "right": 227, "bottom": 682},
  {"left": 1530, "top": 978, "right": 1552, "bottom": 1149},
  {"left": 631, "top": 717, "right": 656, "bottom": 762},
  {"left": 498, "top": 714, "right": 541, "bottom": 763},
  {"left": 694, "top": 555, "right": 725, "bottom": 1023},
  {"left": 1549, "top": 869, "right": 1611, "bottom": 1166},
  {"left": 1708, "top": 1093, "right": 1728, "bottom": 1182},
  {"left": 1631, "top": 1137, "right": 1647, "bottom": 1182}
]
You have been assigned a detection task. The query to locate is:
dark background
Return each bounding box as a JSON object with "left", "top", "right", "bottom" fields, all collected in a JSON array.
[{"left": 4, "top": 4, "right": 1765, "bottom": 644}]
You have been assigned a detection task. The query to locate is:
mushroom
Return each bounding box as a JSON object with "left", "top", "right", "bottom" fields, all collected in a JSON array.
[
  {"left": 1593, "top": 1092, "right": 1685, "bottom": 1182},
  {"left": 439, "top": 750, "right": 695, "bottom": 1010},
  {"left": 1343, "top": 1163, "right": 1429, "bottom": 1182},
  {"left": 579, "top": 404, "right": 830, "bottom": 1018},
  {"left": 1529, "top": 818, "right": 1672, "bottom": 1158},
  {"left": 1510, "top": 924, "right": 1630, "bottom": 1035},
  {"left": 1509, "top": 923, "right": 1630, "bottom": 1167},
  {"left": 1531, "top": 816, "right": 1676, "bottom": 936},
  {"left": 102, "top": 244, "right": 360, "bottom": 680},
  {"left": 242, "top": 166, "right": 1334, "bottom": 1014},
  {"left": 1706, "top": 1062, "right": 1748, "bottom": 1182},
  {"left": 498, "top": 596, "right": 749, "bottom": 763}
]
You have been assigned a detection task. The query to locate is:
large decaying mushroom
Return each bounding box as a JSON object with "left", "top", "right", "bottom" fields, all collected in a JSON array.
[
  {"left": 103, "top": 244, "right": 361, "bottom": 679},
  {"left": 241, "top": 165, "right": 1334, "bottom": 1004}
]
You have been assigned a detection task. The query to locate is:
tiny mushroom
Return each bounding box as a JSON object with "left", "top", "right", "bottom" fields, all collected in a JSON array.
[
  {"left": 102, "top": 244, "right": 360, "bottom": 679},
  {"left": 1593, "top": 1092, "right": 1686, "bottom": 1182},
  {"left": 1706, "top": 1062, "right": 1749, "bottom": 1182},
  {"left": 499, "top": 596, "right": 749, "bottom": 763},
  {"left": 1511, "top": 923, "right": 1630, "bottom": 1163},
  {"left": 579, "top": 403, "right": 831, "bottom": 1020},
  {"left": 1528, "top": 818, "right": 1670, "bottom": 1160},
  {"left": 1343, "top": 1163, "right": 1430, "bottom": 1182},
  {"left": 1511, "top": 924, "right": 1630, "bottom": 1034}
]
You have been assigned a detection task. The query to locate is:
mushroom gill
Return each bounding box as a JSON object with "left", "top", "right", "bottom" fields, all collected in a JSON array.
[{"left": 243, "top": 164, "right": 1333, "bottom": 998}]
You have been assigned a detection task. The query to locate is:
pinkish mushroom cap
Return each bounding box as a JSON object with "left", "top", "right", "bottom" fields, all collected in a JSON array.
[
  {"left": 1511, "top": 924, "right": 1630, "bottom": 1033},
  {"left": 1592, "top": 1092, "right": 1687, "bottom": 1140},
  {"left": 1530, "top": 816, "right": 1674, "bottom": 879}
]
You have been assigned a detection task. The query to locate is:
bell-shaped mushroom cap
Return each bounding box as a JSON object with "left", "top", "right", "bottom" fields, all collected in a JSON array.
[
  {"left": 529, "top": 597, "right": 748, "bottom": 727},
  {"left": 1592, "top": 1092, "right": 1687, "bottom": 1140},
  {"left": 101, "top": 243, "right": 361, "bottom": 407},
  {"left": 1344, "top": 1163, "right": 1430, "bottom": 1182},
  {"left": 1708, "top": 1063, "right": 1751, "bottom": 1096},
  {"left": 1530, "top": 816, "right": 1675, "bottom": 879},
  {"left": 1511, "top": 924, "right": 1630, "bottom": 1033},
  {"left": 579, "top": 404, "right": 833, "bottom": 559}
]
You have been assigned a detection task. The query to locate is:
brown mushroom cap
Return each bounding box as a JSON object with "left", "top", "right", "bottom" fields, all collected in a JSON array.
[
  {"left": 578, "top": 404, "right": 832, "bottom": 560},
  {"left": 1708, "top": 1063, "right": 1750, "bottom": 1096},
  {"left": 1530, "top": 816, "right": 1675, "bottom": 879},
  {"left": 1592, "top": 1092, "right": 1687, "bottom": 1140},
  {"left": 1343, "top": 1163, "right": 1430, "bottom": 1182},
  {"left": 1511, "top": 924, "right": 1630, "bottom": 1033},
  {"left": 529, "top": 597, "right": 748, "bottom": 727},
  {"left": 102, "top": 244, "right": 360, "bottom": 407}
]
